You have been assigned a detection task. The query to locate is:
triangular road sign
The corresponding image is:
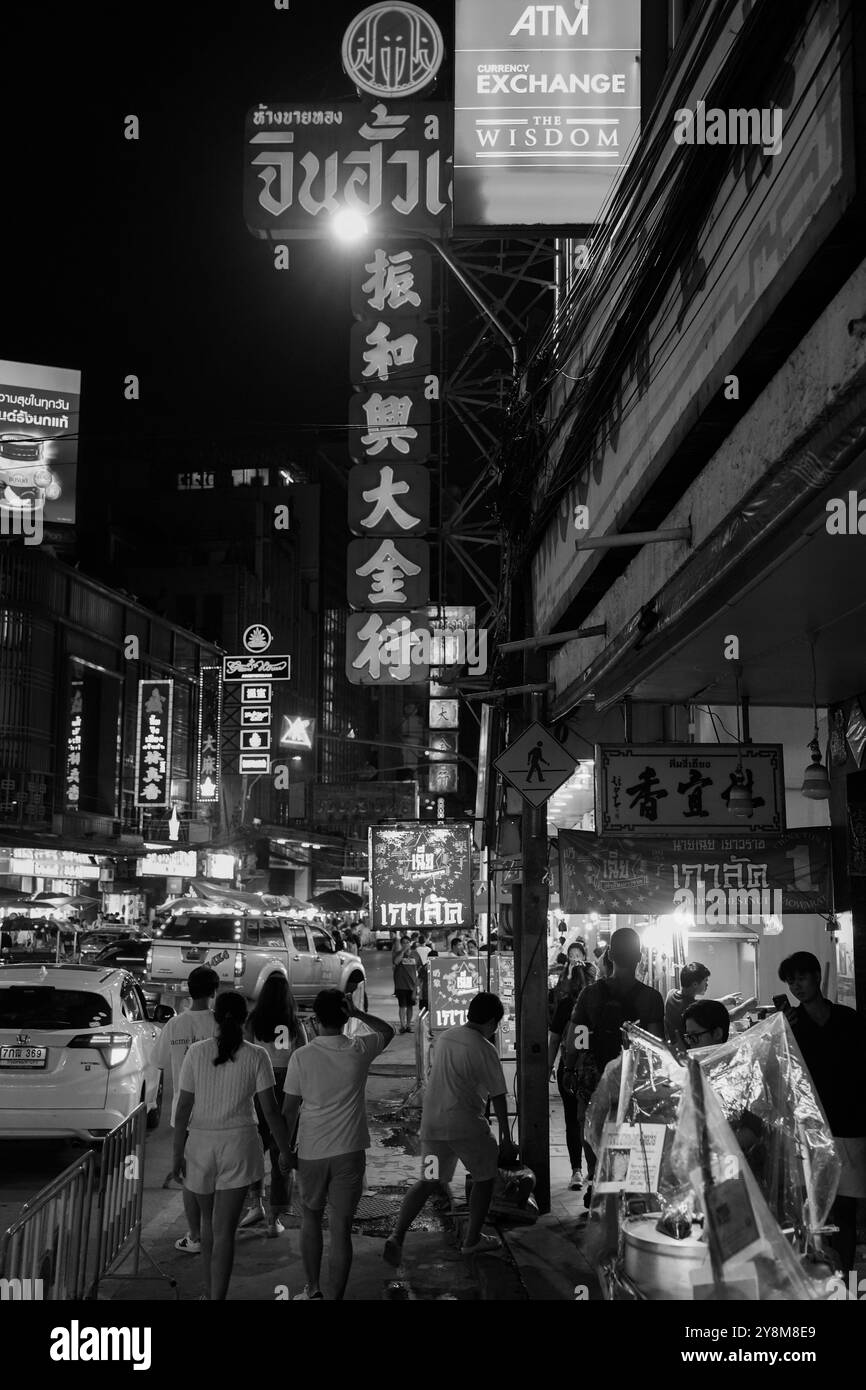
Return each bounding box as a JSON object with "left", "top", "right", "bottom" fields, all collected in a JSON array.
[{"left": 494, "top": 721, "right": 578, "bottom": 808}]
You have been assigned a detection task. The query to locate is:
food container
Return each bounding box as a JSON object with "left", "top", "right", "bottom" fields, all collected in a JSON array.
[{"left": 621, "top": 1215, "right": 709, "bottom": 1300}]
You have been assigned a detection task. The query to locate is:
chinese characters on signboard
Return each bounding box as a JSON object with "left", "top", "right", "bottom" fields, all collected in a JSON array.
[
  {"left": 134, "top": 680, "right": 173, "bottom": 809},
  {"left": 453, "top": 0, "right": 641, "bottom": 228},
  {"left": 596, "top": 745, "right": 785, "bottom": 837},
  {"left": 244, "top": 103, "right": 452, "bottom": 240},
  {"left": 346, "top": 242, "right": 438, "bottom": 686},
  {"left": 65, "top": 682, "right": 83, "bottom": 808},
  {"left": 369, "top": 824, "right": 473, "bottom": 928},
  {"left": 196, "top": 666, "right": 222, "bottom": 804}
]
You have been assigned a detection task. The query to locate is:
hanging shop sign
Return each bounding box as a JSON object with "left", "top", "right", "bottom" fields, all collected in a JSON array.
[
  {"left": 596, "top": 744, "right": 785, "bottom": 837},
  {"left": 342, "top": 4, "right": 445, "bottom": 99},
  {"left": 243, "top": 623, "right": 273, "bottom": 653},
  {"left": 347, "top": 390, "right": 432, "bottom": 465},
  {"left": 351, "top": 244, "right": 434, "bottom": 318},
  {"left": 238, "top": 752, "right": 271, "bottom": 774},
  {"left": 429, "top": 697, "right": 459, "bottom": 729},
  {"left": 0, "top": 358, "right": 81, "bottom": 527},
  {"left": 240, "top": 729, "right": 271, "bottom": 752},
  {"left": 222, "top": 654, "right": 291, "bottom": 682},
  {"left": 558, "top": 828, "right": 832, "bottom": 918},
  {"left": 347, "top": 537, "right": 430, "bottom": 609},
  {"left": 311, "top": 781, "right": 419, "bottom": 826},
  {"left": 244, "top": 103, "right": 452, "bottom": 240},
  {"left": 350, "top": 319, "right": 432, "bottom": 386},
  {"left": 65, "top": 681, "right": 83, "bottom": 809},
  {"left": 348, "top": 461, "right": 430, "bottom": 536},
  {"left": 196, "top": 666, "right": 222, "bottom": 804},
  {"left": 134, "top": 680, "right": 174, "bottom": 809},
  {"left": 136, "top": 850, "right": 197, "bottom": 879},
  {"left": 370, "top": 823, "right": 473, "bottom": 928},
  {"left": 346, "top": 610, "right": 431, "bottom": 684},
  {"left": 453, "top": 0, "right": 641, "bottom": 229},
  {"left": 428, "top": 762, "right": 459, "bottom": 794},
  {"left": 279, "top": 715, "right": 315, "bottom": 750},
  {"left": 241, "top": 706, "right": 271, "bottom": 727},
  {"left": 428, "top": 955, "right": 484, "bottom": 1030},
  {"left": 428, "top": 731, "right": 458, "bottom": 761},
  {"left": 7, "top": 849, "right": 101, "bottom": 881},
  {"left": 241, "top": 685, "right": 272, "bottom": 704}
]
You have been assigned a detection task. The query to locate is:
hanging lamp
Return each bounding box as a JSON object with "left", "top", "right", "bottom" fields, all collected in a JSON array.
[{"left": 801, "top": 638, "right": 830, "bottom": 800}]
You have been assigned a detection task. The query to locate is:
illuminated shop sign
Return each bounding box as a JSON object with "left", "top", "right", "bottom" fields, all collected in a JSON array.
[
  {"left": 65, "top": 682, "right": 83, "bottom": 808},
  {"left": 196, "top": 666, "right": 222, "bottom": 804},
  {"left": 0, "top": 358, "right": 81, "bottom": 526},
  {"left": 342, "top": 4, "right": 445, "bottom": 99},
  {"left": 136, "top": 850, "right": 197, "bottom": 878},
  {"left": 134, "top": 680, "right": 174, "bottom": 809},
  {"left": 370, "top": 823, "right": 473, "bottom": 928},
  {"left": 454, "top": 0, "right": 641, "bottom": 227}
]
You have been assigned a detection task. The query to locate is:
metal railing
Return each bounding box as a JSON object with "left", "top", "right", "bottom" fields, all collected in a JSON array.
[
  {"left": 0, "top": 1102, "right": 175, "bottom": 1300},
  {"left": 0, "top": 1151, "right": 95, "bottom": 1300},
  {"left": 93, "top": 1102, "right": 147, "bottom": 1291}
]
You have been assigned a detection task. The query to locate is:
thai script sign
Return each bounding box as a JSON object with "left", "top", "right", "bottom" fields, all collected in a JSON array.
[
  {"left": 558, "top": 828, "right": 831, "bottom": 917},
  {"left": 244, "top": 102, "right": 452, "bottom": 240},
  {"left": 370, "top": 823, "right": 473, "bottom": 928}
]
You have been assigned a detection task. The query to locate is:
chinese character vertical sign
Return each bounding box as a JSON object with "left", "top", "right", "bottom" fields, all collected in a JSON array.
[
  {"left": 134, "top": 680, "right": 173, "bottom": 808},
  {"left": 196, "top": 666, "right": 222, "bottom": 804},
  {"left": 346, "top": 244, "right": 438, "bottom": 685},
  {"left": 65, "top": 681, "right": 83, "bottom": 808}
]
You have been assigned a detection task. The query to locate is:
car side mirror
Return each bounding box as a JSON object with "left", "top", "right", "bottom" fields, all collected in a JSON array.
[{"left": 148, "top": 1003, "right": 176, "bottom": 1023}]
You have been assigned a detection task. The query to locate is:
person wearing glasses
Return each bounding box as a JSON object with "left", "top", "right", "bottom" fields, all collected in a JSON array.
[
  {"left": 682, "top": 999, "right": 766, "bottom": 1188},
  {"left": 682, "top": 998, "right": 730, "bottom": 1049}
]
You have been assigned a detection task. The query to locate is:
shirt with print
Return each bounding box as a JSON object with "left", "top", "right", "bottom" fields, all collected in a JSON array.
[
  {"left": 421, "top": 1025, "right": 507, "bottom": 1141},
  {"left": 283, "top": 1029, "right": 385, "bottom": 1161},
  {"left": 152, "top": 1007, "right": 217, "bottom": 1127},
  {"left": 178, "top": 1037, "right": 274, "bottom": 1131}
]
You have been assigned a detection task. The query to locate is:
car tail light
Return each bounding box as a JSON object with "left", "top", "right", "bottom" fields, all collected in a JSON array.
[
  {"left": 67, "top": 1032, "right": 133, "bottom": 1068},
  {"left": 233, "top": 951, "right": 245, "bottom": 978},
  {"left": 145, "top": 945, "right": 153, "bottom": 975}
]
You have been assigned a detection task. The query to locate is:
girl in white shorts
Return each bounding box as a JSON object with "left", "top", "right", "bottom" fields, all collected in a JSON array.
[{"left": 172, "top": 992, "right": 294, "bottom": 1300}]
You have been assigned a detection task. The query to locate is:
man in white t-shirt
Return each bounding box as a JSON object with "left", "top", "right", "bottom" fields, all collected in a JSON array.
[
  {"left": 152, "top": 966, "right": 219, "bottom": 1254},
  {"left": 282, "top": 987, "right": 394, "bottom": 1300},
  {"left": 384, "top": 992, "right": 518, "bottom": 1265}
]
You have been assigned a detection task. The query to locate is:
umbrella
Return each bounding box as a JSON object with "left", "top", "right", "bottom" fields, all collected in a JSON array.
[
  {"left": 310, "top": 889, "right": 365, "bottom": 912},
  {"left": 30, "top": 893, "right": 99, "bottom": 910}
]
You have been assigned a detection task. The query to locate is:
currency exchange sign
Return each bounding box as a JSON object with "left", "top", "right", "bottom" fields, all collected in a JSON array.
[{"left": 244, "top": 101, "right": 452, "bottom": 240}]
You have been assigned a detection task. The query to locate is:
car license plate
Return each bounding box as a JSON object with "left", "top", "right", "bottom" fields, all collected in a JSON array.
[{"left": 0, "top": 1045, "right": 48, "bottom": 1068}]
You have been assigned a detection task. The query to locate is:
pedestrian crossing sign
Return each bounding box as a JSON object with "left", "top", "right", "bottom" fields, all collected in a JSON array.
[{"left": 494, "top": 721, "right": 578, "bottom": 808}]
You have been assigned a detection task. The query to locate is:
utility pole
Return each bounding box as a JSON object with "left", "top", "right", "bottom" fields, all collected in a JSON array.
[{"left": 516, "top": 643, "right": 551, "bottom": 1212}]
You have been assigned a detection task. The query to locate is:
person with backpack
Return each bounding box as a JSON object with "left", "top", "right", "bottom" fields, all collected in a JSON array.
[{"left": 560, "top": 928, "right": 664, "bottom": 1206}]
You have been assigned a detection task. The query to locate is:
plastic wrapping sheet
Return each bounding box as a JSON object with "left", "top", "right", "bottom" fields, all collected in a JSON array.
[
  {"left": 696, "top": 1012, "right": 840, "bottom": 1232},
  {"left": 583, "top": 1018, "right": 840, "bottom": 1299}
]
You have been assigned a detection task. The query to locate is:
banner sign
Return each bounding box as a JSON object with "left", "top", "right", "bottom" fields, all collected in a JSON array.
[
  {"left": 65, "top": 681, "right": 83, "bottom": 809},
  {"left": 196, "top": 666, "right": 222, "bottom": 804},
  {"left": 312, "top": 781, "right": 418, "bottom": 826},
  {"left": 244, "top": 102, "right": 452, "bottom": 240},
  {"left": 454, "top": 0, "right": 641, "bottom": 228},
  {"left": 134, "top": 680, "right": 174, "bottom": 809},
  {"left": 558, "top": 828, "right": 832, "bottom": 918},
  {"left": 428, "top": 955, "right": 483, "bottom": 1030},
  {"left": 596, "top": 744, "right": 785, "bottom": 837},
  {"left": 370, "top": 823, "right": 473, "bottom": 928},
  {"left": 0, "top": 358, "right": 81, "bottom": 526}
]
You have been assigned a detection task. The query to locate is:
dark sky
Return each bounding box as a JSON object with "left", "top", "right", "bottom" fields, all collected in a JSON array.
[{"left": 2, "top": 1, "right": 455, "bottom": 459}]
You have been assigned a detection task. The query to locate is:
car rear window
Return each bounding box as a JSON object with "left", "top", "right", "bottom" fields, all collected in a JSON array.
[
  {"left": 158, "top": 916, "right": 244, "bottom": 944},
  {"left": 0, "top": 987, "right": 112, "bottom": 1030}
]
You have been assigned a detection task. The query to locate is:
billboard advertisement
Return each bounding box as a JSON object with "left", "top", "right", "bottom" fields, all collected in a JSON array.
[
  {"left": 0, "top": 358, "right": 81, "bottom": 526},
  {"left": 369, "top": 823, "right": 473, "bottom": 929},
  {"left": 454, "top": 0, "right": 641, "bottom": 228}
]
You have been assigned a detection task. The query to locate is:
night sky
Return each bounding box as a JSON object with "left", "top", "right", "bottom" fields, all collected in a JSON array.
[{"left": 2, "top": 2, "right": 456, "bottom": 470}]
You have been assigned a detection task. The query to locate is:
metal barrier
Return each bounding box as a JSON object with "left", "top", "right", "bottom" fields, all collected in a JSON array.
[
  {"left": 0, "top": 1151, "right": 95, "bottom": 1300},
  {"left": 91, "top": 1102, "right": 176, "bottom": 1297},
  {"left": 93, "top": 1101, "right": 147, "bottom": 1290}
]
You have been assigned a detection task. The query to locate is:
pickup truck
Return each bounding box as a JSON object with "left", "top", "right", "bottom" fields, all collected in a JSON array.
[{"left": 145, "top": 908, "right": 366, "bottom": 1008}]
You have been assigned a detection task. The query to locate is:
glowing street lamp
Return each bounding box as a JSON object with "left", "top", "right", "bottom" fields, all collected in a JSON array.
[{"left": 332, "top": 208, "right": 369, "bottom": 242}]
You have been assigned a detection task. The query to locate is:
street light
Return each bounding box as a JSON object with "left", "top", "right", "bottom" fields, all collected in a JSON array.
[{"left": 332, "top": 208, "right": 369, "bottom": 242}]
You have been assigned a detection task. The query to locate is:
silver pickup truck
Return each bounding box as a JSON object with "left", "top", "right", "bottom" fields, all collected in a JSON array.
[{"left": 145, "top": 908, "right": 366, "bottom": 1008}]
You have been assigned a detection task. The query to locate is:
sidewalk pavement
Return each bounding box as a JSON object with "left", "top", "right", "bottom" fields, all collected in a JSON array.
[{"left": 104, "top": 1030, "right": 597, "bottom": 1302}]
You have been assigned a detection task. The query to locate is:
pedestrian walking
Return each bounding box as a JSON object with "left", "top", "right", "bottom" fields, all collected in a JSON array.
[
  {"left": 171, "top": 993, "right": 294, "bottom": 1300},
  {"left": 282, "top": 988, "right": 394, "bottom": 1300},
  {"left": 239, "top": 974, "right": 308, "bottom": 1237},
  {"left": 384, "top": 992, "right": 518, "bottom": 1265},
  {"left": 561, "top": 928, "right": 664, "bottom": 1207},
  {"left": 778, "top": 951, "right": 866, "bottom": 1276},
  {"left": 392, "top": 932, "right": 418, "bottom": 1032},
  {"left": 152, "top": 966, "right": 219, "bottom": 1254}
]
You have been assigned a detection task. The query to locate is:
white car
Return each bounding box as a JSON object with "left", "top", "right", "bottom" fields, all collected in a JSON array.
[{"left": 0, "top": 963, "right": 171, "bottom": 1142}]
